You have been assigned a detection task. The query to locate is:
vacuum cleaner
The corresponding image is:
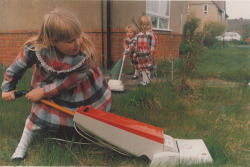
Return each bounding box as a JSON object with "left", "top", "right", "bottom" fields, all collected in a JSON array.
[
  {"left": 108, "top": 54, "right": 126, "bottom": 92},
  {"left": 15, "top": 91, "right": 213, "bottom": 166},
  {"left": 74, "top": 106, "right": 213, "bottom": 166}
]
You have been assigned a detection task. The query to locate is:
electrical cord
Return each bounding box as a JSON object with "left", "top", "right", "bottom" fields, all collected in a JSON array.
[
  {"left": 74, "top": 123, "right": 131, "bottom": 156},
  {"left": 44, "top": 137, "right": 93, "bottom": 145}
]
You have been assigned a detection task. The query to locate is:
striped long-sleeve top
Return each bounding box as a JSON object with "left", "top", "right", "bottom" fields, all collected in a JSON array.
[
  {"left": 123, "top": 36, "right": 138, "bottom": 68},
  {"left": 1, "top": 44, "right": 112, "bottom": 130},
  {"left": 124, "top": 36, "right": 137, "bottom": 56}
]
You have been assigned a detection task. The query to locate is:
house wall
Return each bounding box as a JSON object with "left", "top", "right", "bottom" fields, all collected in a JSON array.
[
  {"left": 110, "top": 1, "right": 145, "bottom": 30},
  {"left": 227, "top": 18, "right": 250, "bottom": 34},
  {"left": 0, "top": 0, "right": 106, "bottom": 66},
  {"left": 170, "top": 1, "right": 189, "bottom": 34},
  {"left": 0, "top": 0, "right": 103, "bottom": 30},
  {"left": 188, "top": 1, "right": 226, "bottom": 27},
  {"left": 106, "top": 1, "right": 145, "bottom": 67},
  {"left": 0, "top": 0, "right": 184, "bottom": 68}
]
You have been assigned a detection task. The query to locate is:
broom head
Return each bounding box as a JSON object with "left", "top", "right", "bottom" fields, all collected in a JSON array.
[{"left": 109, "top": 58, "right": 122, "bottom": 79}]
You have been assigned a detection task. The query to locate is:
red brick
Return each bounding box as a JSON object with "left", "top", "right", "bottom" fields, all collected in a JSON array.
[{"left": 0, "top": 29, "right": 183, "bottom": 66}]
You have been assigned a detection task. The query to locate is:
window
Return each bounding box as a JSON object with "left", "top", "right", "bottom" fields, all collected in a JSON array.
[
  {"left": 203, "top": 4, "right": 208, "bottom": 14},
  {"left": 146, "top": 0, "right": 170, "bottom": 31}
]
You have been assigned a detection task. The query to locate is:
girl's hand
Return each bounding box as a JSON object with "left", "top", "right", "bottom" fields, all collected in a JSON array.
[
  {"left": 2, "top": 90, "right": 16, "bottom": 102},
  {"left": 25, "top": 88, "right": 45, "bottom": 102}
]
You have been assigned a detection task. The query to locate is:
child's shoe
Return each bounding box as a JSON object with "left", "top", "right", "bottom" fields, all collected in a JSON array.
[
  {"left": 132, "top": 70, "right": 139, "bottom": 80},
  {"left": 132, "top": 75, "right": 138, "bottom": 79},
  {"left": 11, "top": 146, "right": 26, "bottom": 160}
]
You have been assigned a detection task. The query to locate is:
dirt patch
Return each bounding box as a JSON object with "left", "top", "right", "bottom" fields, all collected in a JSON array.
[{"left": 105, "top": 74, "right": 240, "bottom": 92}]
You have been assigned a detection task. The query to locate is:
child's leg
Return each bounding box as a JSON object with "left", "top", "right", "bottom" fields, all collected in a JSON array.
[
  {"left": 141, "top": 70, "right": 150, "bottom": 85},
  {"left": 11, "top": 119, "right": 41, "bottom": 160},
  {"left": 132, "top": 69, "right": 139, "bottom": 79},
  {"left": 132, "top": 54, "right": 139, "bottom": 79}
]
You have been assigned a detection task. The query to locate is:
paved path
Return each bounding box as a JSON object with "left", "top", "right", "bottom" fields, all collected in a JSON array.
[
  {"left": 104, "top": 74, "right": 242, "bottom": 92},
  {"left": 104, "top": 73, "right": 144, "bottom": 91}
]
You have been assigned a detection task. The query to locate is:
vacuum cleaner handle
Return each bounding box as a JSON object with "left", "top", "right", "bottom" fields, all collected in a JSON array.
[
  {"left": 14, "top": 90, "right": 75, "bottom": 116},
  {"left": 14, "top": 90, "right": 29, "bottom": 98}
]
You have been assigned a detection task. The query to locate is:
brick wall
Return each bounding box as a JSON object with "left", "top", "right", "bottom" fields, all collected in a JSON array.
[
  {"left": 0, "top": 30, "right": 37, "bottom": 66},
  {"left": 155, "top": 31, "right": 184, "bottom": 59},
  {"left": 0, "top": 29, "right": 184, "bottom": 68},
  {"left": 108, "top": 31, "right": 184, "bottom": 68}
]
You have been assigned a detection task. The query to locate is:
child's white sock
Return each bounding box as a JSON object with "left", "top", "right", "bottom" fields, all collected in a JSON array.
[
  {"left": 11, "top": 120, "right": 40, "bottom": 160},
  {"left": 132, "top": 70, "right": 139, "bottom": 79},
  {"left": 141, "top": 71, "right": 150, "bottom": 85},
  {"left": 134, "top": 70, "right": 139, "bottom": 76},
  {"left": 11, "top": 127, "right": 33, "bottom": 160}
]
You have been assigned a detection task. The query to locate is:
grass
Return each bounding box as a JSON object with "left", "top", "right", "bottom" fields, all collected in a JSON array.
[
  {"left": 156, "top": 46, "right": 250, "bottom": 84},
  {"left": 0, "top": 46, "right": 249, "bottom": 166},
  {"left": 195, "top": 47, "right": 250, "bottom": 83}
]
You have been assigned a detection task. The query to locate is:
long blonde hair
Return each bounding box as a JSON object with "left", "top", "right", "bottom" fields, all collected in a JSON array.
[
  {"left": 25, "top": 8, "right": 96, "bottom": 64},
  {"left": 139, "top": 15, "right": 152, "bottom": 31}
]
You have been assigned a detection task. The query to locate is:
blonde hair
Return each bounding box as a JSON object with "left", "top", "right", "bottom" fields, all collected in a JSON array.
[
  {"left": 139, "top": 15, "right": 152, "bottom": 31},
  {"left": 125, "top": 24, "right": 137, "bottom": 35},
  {"left": 25, "top": 8, "right": 96, "bottom": 64}
]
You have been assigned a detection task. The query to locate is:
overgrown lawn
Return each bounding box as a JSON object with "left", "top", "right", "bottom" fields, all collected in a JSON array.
[{"left": 0, "top": 46, "right": 249, "bottom": 166}]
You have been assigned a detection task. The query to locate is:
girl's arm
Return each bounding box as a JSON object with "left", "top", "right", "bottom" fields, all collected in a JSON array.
[
  {"left": 2, "top": 90, "right": 16, "bottom": 102},
  {"left": 17, "top": 63, "right": 90, "bottom": 102},
  {"left": 147, "top": 31, "right": 157, "bottom": 57},
  {"left": 124, "top": 38, "right": 137, "bottom": 55},
  {"left": 1, "top": 46, "right": 37, "bottom": 101},
  {"left": 123, "top": 38, "right": 128, "bottom": 49},
  {"left": 25, "top": 88, "right": 44, "bottom": 102}
]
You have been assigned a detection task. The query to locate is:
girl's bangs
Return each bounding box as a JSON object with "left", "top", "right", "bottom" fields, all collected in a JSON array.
[{"left": 54, "top": 21, "right": 82, "bottom": 42}]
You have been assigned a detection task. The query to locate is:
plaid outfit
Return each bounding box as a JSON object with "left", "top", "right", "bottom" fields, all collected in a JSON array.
[
  {"left": 124, "top": 37, "right": 139, "bottom": 70},
  {"left": 1, "top": 44, "right": 112, "bottom": 131},
  {"left": 137, "top": 30, "right": 157, "bottom": 70}
]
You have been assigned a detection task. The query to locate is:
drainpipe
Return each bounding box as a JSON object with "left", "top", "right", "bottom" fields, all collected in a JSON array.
[
  {"left": 101, "top": 0, "right": 104, "bottom": 68},
  {"left": 107, "top": 0, "right": 112, "bottom": 69}
]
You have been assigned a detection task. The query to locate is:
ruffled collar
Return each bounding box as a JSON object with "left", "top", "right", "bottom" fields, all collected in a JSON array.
[{"left": 36, "top": 47, "right": 88, "bottom": 74}]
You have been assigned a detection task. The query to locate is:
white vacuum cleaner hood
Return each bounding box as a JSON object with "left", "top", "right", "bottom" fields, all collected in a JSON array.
[{"left": 151, "top": 135, "right": 213, "bottom": 166}]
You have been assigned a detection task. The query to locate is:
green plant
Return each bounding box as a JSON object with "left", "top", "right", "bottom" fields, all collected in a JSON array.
[
  {"left": 203, "top": 36, "right": 217, "bottom": 48},
  {"left": 183, "top": 15, "right": 201, "bottom": 40},
  {"left": 203, "top": 20, "right": 226, "bottom": 47},
  {"left": 203, "top": 20, "right": 226, "bottom": 37},
  {"left": 241, "top": 23, "right": 250, "bottom": 41},
  {"left": 178, "top": 38, "right": 206, "bottom": 94}
]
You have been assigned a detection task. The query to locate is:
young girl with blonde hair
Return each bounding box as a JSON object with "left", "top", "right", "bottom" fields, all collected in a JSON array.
[
  {"left": 1, "top": 8, "right": 111, "bottom": 160},
  {"left": 137, "top": 15, "right": 157, "bottom": 85},
  {"left": 123, "top": 24, "right": 139, "bottom": 79}
]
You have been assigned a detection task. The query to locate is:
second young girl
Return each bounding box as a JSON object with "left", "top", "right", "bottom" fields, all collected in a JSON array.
[
  {"left": 137, "top": 15, "right": 158, "bottom": 85},
  {"left": 123, "top": 24, "right": 139, "bottom": 79}
]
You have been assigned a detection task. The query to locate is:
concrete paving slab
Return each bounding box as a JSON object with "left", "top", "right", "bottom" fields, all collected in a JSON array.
[{"left": 104, "top": 74, "right": 143, "bottom": 91}]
